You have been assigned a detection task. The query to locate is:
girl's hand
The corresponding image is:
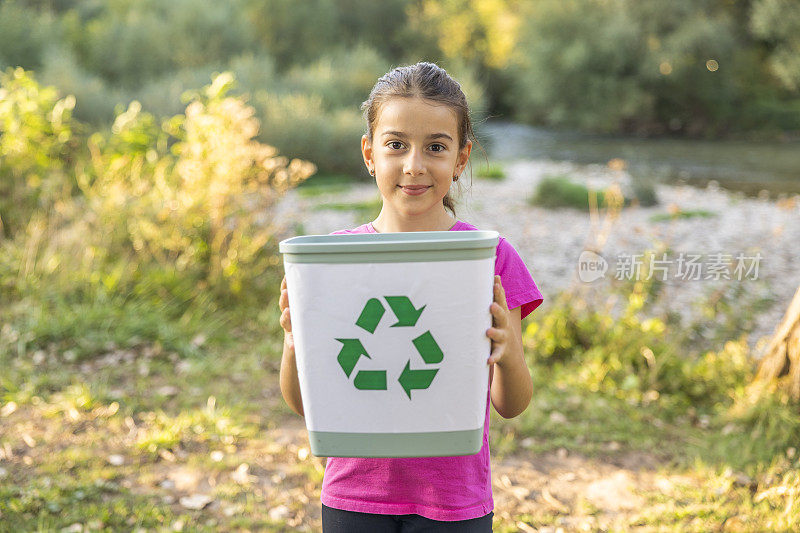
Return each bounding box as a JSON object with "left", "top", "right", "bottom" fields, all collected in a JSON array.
[
  {"left": 279, "top": 276, "right": 294, "bottom": 350},
  {"left": 486, "top": 275, "right": 512, "bottom": 366}
]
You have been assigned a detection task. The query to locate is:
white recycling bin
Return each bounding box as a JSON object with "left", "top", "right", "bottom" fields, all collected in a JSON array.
[{"left": 279, "top": 230, "right": 498, "bottom": 457}]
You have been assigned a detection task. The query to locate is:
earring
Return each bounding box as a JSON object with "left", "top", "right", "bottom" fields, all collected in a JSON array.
[
  {"left": 369, "top": 167, "right": 375, "bottom": 176},
  {"left": 453, "top": 175, "right": 459, "bottom": 182}
]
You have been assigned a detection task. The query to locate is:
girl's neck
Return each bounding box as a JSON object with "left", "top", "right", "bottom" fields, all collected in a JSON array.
[{"left": 371, "top": 208, "right": 456, "bottom": 233}]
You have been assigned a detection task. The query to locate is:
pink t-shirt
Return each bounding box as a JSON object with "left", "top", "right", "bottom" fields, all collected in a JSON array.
[{"left": 320, "top": 220, "right": 543, "bottom": 521}]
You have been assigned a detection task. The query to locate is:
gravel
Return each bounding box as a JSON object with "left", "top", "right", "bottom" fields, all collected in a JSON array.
[{"left": 276, "top": 159, "right": 800, "bottom": 349}]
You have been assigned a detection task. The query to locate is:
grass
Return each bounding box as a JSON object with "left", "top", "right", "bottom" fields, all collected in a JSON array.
[
  {"left": 2, "top": 265, "right": 799, "bottom": 531},
  {"left": 477, "top": 163, "right": 506, "bottom": 180},
  {"left": 530, "top": 175, "right": 616, "bottom": 210},
  {"left": 650, "top": 209, "right": 717, "bottom": 222},
  {"left": 296, "top": 173, "right": 357, "bottom": 198},
  {"left": 313, "top": 197, "right": 382, "bottom": 221}
]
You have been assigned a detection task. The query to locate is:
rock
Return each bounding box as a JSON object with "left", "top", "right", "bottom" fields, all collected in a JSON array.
[
  {"left": 179, "top": 494, "right": 213, "bottom": 510},
  {"left": 268, "top": 505, "right": 291, "bottom": 521}
]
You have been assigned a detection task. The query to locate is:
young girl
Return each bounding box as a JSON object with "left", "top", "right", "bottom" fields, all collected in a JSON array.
[{"left": 279, "top": 62, "right": 543, "bottom": 532}]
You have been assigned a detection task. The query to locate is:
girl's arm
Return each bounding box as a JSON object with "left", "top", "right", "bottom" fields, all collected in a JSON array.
[
  {"left": 487, "top": 276, "right": 533, "bottom": 419},
  {"left": 279, "top": 276, "right": 305, "bottom": 417}
]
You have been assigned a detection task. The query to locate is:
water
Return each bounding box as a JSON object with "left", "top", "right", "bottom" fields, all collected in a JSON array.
[{"left": 480, "top": 122, "right": 800, "bottom": 197}]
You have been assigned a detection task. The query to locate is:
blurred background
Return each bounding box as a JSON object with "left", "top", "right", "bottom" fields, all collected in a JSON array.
[{"left": 1, "top": 0, "right": 800, "bottom": 531}]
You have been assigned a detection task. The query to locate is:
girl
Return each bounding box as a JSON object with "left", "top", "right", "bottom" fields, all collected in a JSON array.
[{"left": 279, "top": 62, "right": 543, "bottom": 532}]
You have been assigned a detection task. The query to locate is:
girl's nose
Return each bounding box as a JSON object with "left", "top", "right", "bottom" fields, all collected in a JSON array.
[{"left": 403, "top": 148, "right": 425, "bottom": 176}]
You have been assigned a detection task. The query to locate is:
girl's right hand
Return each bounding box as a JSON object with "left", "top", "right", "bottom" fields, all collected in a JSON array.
[{"left": 279, "top": 276, "right": 294, "bottom": 350}]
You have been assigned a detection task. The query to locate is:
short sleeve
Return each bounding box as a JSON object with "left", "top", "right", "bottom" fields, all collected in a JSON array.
[{"left": 495, "top": 237, "right": 543, "bottom": 319}]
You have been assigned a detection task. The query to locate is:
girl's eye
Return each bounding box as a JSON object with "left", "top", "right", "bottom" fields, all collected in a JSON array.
[
  {"left": 429, "top": 143, "right": 446, "bottom": 152},
  {"left": 388, "top": 141, "right": 404, "bottom": 150}
]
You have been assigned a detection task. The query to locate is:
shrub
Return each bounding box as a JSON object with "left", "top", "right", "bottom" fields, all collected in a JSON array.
[
  {"left": 252, "top": 91, "right": 365, "bottom": 176},
  {"left": 0, "top": 1, "right": 52, "bottom": 70},
  {"left": 630, "top": 175, "right": 659, "bottom": 206},
  {"left": 529, "top": 175, "right": 616, "bottom": 210},
  {"left": 83, "top": 73, "right": 316, "bottom": 299},
  {"left": 0, "top": 68, "right": 79, "bottom": 237},
  {"left": 523, "top": 272, "right": 755, "bottom": 411},
  {"left": 477, "top": 163, "right": 505, "bottom": 180}
]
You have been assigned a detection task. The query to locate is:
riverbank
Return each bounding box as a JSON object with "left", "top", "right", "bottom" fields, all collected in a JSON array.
[{"left": 278, "top": 159, "right": 800, "bottom": 349}]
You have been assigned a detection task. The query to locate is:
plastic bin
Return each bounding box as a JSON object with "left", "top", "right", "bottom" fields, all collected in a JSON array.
[{"left": 279, "top": 230, "right": 498, "bottom": 457}]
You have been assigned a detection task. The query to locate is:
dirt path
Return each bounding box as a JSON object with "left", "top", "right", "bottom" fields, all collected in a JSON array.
[{"left": 264, "top": 418, "right": 702, "bottom": 532}]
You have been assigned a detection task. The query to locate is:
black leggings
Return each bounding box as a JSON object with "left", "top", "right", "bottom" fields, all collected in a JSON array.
[{"left": 321, "top": 504, "right": 494, "bottom": 532}]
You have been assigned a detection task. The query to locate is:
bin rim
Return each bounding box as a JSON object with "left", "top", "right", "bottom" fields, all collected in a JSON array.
[{"left": 279, "top": 230, "right": 499, "bottom": 255}]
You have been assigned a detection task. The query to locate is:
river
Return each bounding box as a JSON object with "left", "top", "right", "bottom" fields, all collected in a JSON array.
[{"left": 480, "top": 122, "right": 800, "bottom": 197}]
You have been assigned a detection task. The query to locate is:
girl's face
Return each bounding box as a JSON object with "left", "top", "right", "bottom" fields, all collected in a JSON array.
[{"left": 362, "top": 97, "right": 471, "bottom": 224}]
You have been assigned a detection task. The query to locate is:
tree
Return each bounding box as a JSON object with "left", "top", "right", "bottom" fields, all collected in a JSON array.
[{"left": 751, "top": 286, "right": 800, "bottom": 401}]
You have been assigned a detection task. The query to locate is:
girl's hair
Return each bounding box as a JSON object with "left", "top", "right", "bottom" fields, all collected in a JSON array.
[{"left": 361, "top": 62, "right": 475, "bottom": 215}]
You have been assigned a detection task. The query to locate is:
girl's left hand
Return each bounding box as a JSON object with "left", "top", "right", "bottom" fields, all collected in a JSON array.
[{"left": 486, "top": 275, "right": 512, "bottom": 366}]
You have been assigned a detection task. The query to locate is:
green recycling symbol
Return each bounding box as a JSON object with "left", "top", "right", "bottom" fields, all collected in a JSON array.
[{"left": 335, "top": 296, "right": 442, "bottom": 399}]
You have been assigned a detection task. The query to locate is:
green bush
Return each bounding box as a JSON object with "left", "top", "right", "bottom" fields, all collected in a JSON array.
[
  {"left": 0, "top": 72, "right": 314, "bottom": 359},
  {"left": 0, "top": 1, "right": 53, "bottom": 70},
  {"left": 282, "top": 45, "right": 390, "bottom": 110},
  {"left": 477, "top": 163, "right": 505, "bottom": 180},
  {"left": 64, "top": 0, "right": 255, "bottom": 87},
  {"left": 37, "top": 47, "right": 122, "bottom": 125},
  {"left": 507, "top": 0, "right": 765, "bottom": 135},
  {"left": 0, "top": 68, "right": 80, "bottom": 237},
  {"left": 529, "top": 175, "right": 616, "bottom": 210},
  {"left": 523, "top": 272, "right": 755, "bottom": 411},
  {"left": 253, "top": 91, "right": 365, "bottom": 176},
  {"left": 630, "top": 175, "right": 659, "bottom": 206}
]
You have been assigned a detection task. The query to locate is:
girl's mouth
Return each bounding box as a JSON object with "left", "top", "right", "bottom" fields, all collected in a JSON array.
[{"left": 399, "top": 185, "right": 431, "bottom": 196}]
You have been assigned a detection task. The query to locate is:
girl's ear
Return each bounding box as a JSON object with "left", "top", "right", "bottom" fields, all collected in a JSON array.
[
  {"left": 455, "top": 139, "right": 472, "bottom": 176},
  {"left": 361, "top": 135, "right": 374, "bottom": 176}
]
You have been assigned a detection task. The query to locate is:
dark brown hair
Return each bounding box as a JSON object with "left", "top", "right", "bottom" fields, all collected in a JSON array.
[{"left": 361, "top": 62, "right": 475, "bottom": 215}]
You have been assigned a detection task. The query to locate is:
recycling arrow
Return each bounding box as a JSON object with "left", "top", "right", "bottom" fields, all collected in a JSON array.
[
  {"left": 336, "top": 338, "right": 370, "bottom": 377},
  {"left": 398, "top": 360, "right": 439, "bottom": 399},
  {"left": 336, "top": 296, "right": 442, "bottom": 399},
  {"left": 385, "top": 296, "right": 426, "bottom": 327},
  {"left": 356, "top": 298, "right": 385, "bottom": 333},
  {"left": 412, "top": 331, "right": 443, "bottom": 364}
]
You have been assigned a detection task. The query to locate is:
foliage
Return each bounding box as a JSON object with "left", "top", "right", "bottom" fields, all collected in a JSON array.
[
  {"left": 630, "top": 175, "right": 659, "bottom": 206},
  {"left": 64, "top": 0, "right": 255, "bottom": 87},
  {"left": 83, "top": 73, "right": 316, "bottom": 299},
  {"left": 0, "top": 68, "right": 79, "bottom": 237},
  {"left": 407, "top": 0, "right": 522, "bottom": 70},
  {"left": 0, "top": 0, "right": 798, "bottom": 141},
  {"left": 751, "top": 0, "right": 800, "bottom": 92},
  {"left": 529, "top": 175, "right": 617, "bottom": 210},
  {"left": 477, "top": 163, "right": 505, "bottom": 180},
  {"left": 0, "top": 0, "right": 53, "bottom": 71},
  {"left": 507, "top": 0, "right": 797, "bottom": 134},
  {"left": 252, "top": 91, "right": 365, "bottom": 177},
  {"left": 523, "top": 274, "right": 755, "bottom": 411},
  {"left": 0, "top": 70, "right": 313, "bottom": 358},
  {"left": 244, "top": 0, "right": 411, "bottom": 70},
  {"left": 649, "top": 209, "right": 716, "bottom": 222}
]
